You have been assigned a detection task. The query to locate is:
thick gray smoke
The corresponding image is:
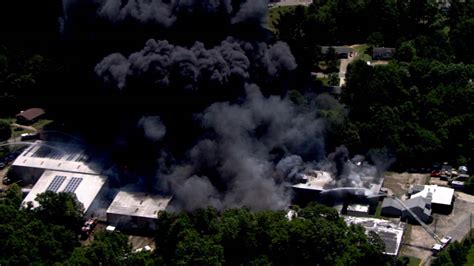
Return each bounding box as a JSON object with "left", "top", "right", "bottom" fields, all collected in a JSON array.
[
  {"left": 157, "top": 84, "right": 326, "bottom": 211},
  {"left": 318, "top": 146, "right": 386, "bottom": 189},
  {"left": 95, "top": 38, "right": 296, "bottom": 91},
  {"left": 137, "top": 116, "right": 167, "bottom": 142},
  {"left": 62, "top": 0, "right": 269, "bottom": 28}
]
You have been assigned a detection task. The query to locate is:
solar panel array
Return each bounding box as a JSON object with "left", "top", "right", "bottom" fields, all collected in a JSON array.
[
  {"left": 63, "top": 177, "right": 83, "bottom": 193},
  {"left": 46, "top": 175, "right": 66, "bottom": 192}
]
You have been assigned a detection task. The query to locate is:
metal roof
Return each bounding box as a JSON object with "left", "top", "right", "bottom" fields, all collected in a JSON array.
[
  {"left": 344, "top": 216, "right": 405, "bottom": 256},
  {"left": 411, "top": 185, "right": 454, "bottom": 206},
  {"left": 106, "top": 191, "right": 172, "bottom": 219},
  {"left": 12, "top": 141, "right": 100, "bottom": 175},
  {"left": 22, "top": 170, "right": 107, "bottom": 212},
  {"left": 382, "top": 197, "right": 402, "bottom": 210}
]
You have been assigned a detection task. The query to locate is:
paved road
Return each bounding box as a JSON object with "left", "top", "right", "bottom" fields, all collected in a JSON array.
[
  {"left": 447, "top": 213, "right": 471, "bottom": 241},
  {"left": 269, "top": 0, "right": 312, "bottom": 8}
]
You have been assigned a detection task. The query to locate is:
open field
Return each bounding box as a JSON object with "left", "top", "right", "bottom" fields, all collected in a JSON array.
[{"left": 268, "top": 5, "right": 296, "bottom": 32}]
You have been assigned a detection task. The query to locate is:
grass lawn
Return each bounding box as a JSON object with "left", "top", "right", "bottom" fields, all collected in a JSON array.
[
  {"left": 464, "top": 245, "right": 474, "bottom": 266},
  {"left": 267, "top": 6, "right": 297, "bottom": 32},
  {"left": 374, "top": 201, "right": 382, "bottom": 218},
  {"left": 10, "top": 119, "right": 53, "bottom": 138},
  {"left": 406, "top": 256, "right": 421, "bottom": 266},
  {"left": 352, "top": 44, "right": 372, "bottom": 62}
]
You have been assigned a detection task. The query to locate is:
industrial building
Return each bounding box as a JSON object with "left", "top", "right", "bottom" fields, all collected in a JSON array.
[
  {"left": 410, "top": 185, "right": 454, "bottom": 213},
  {"left": 12, "top": 141, "right": 175, "bottom": 232},
  {"left": 290, "top": 170, "right": 384, "bottom": 206},
  {"left": 22, "top": 170, "right": 107, "bottom": 215},
  {"left": 381, "top": 197, "right": 403, "bottom": 217},
  {"left": 401, "top": 197, "right": 432, "bottom": 223},
  {"left": 12, "top": 141, "right": 108, "bottom": 216},
  {"left": 106, "top": 191, "right": 172, "bottom": 231},
  {"left": 11, "top": 140, "right": 100, "bottom": 183},
  {"left": 344, "top": 216, "right": 405, "bottom": 256}
]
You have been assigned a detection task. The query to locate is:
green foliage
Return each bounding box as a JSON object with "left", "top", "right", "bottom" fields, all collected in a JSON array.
[
  {"left": 395, "top": 42, "right": 416, "bottom": 62},
  {"left": 328, "top": 73, "right": 340, "bottom": 86},
  {"left": 341, "top": 58, "right": 474, "bottom": 170},
  {"left": 154, "top": 204, "right": 386, "bottom": 265},
  {"left": 33, "top": 191, "right": 85, "bottom": 233},
  {"left": 0, "top": 190, "right": 80, "bottom": 265},
  {"left": 65, "top": 231, "right": 134, "bottom": 266},
  {"left": 0, "top": 119, "right": 11, "bottom": 141}
]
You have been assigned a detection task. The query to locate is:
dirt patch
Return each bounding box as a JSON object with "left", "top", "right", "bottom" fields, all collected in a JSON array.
[
  {"left": 383, "top": 172, "right": 428, "bottom": 198},
  {"left": 400, "top": 196, "right": 474, "bottom": 262}
]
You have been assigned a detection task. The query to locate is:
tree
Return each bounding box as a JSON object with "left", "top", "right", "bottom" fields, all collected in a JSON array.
[
  {"left": 328, "top": 73, "right": 340, "bottom": 86},
  {"left": 367, "top": 32, "right": 384, "bottom": 47},
  {"left": 33, "top": 191, "right": 85, "bottom": 232},
  {"left": 0, "top": 120, "right": 11, "bottom": 141},
  {"left": 451, "top": 18, "right": 474, "bottom": 63},
  {"left": 154, "top": 204, "right": 385, "bottom": 265},
  {"left": 65, "top": 231, "right": 134, "bottom": 266},
  {"left": 395, "top": 42, "right": 416, "bottom": 62}
]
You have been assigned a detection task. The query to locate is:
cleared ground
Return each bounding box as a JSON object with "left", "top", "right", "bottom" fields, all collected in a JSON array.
[
  {"left": 383, "top": 172, "right": 474, "bottom": 264},
  {"left": 383, "top": 172, "right": 428, "bottom": 198}
]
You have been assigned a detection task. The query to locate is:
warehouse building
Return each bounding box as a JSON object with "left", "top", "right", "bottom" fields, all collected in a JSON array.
[
  {"left": 22, "top": 170, "right": 108, "bottom": 215},
  {"left": 410, "top": 185, "right": 454, "bottom": 214},
  {"left": 344, "top": 216, "right": 405, "bottom": 256},
  {"left": 11, "top": 140, "right": 100, "bottom": 183},
  {"left": 106, "top": 191, "right": 172, "bottom": 231}
]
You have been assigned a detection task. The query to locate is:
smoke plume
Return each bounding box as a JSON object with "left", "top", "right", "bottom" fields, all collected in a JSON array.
[
  {"left": 156, "top": 84, "right": 326, "bottom": 211},
  {"left": 95, "top": 38, "right": 296, "bottom": 93}
]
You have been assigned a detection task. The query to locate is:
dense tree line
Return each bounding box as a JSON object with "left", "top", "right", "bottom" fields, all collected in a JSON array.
[
  {"left": 153, "top": 204, "right": 386, "bottom": 265},
  {"left": 340, "top": 59, "right": 473, "bottom": 169},
  {"left": 0, "top": 185, "right": 386, "bottom": 265}
]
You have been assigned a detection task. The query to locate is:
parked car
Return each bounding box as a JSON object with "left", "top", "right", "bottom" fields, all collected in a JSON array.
[
  {"left": 20, "top": 133, "right": 39, "bottom": 141},
  {"left": 430, "top": 170, "right": 441, "bottom": 177},
  {"left": 0, "top": 162, "right": 5, "bottom": 169}
]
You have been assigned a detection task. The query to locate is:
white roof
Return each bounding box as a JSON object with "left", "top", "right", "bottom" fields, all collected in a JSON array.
[
  {"left": 106, "top": 191, "right": 172, "bottom": 219},
  {"left": 22, "top": 170, "right": 107, "bottom": 212},
  {"left": 411, "top": 185, "right": 454, "bottom": 206},
  {"left": 12, "top": 140, "right": 100, "bottom": 175},
  {"left": 344, "top": 216, "right": 405, "bottom": 256}
]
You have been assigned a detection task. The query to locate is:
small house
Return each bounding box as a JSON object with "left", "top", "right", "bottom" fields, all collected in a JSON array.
[
  {"left": 16, "top": 108, "right": 45, "bottom": 125},
  {"left": 372, "top": 47, "right": 396, "bottom": 60}
]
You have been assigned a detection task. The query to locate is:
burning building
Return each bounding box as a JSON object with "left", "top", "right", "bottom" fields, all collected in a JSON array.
[{"left": 106, "top": 191, "right": 172, "bottom": 231}]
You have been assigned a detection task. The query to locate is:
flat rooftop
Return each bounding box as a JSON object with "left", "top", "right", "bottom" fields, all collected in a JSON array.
[
  {"left": 12, "top": 140, "right": 100, "bottom": 175},
  {"left": 22, "top": 170, "right": 107, "bottom": 212},
  {"left": 344, "top": 216, "right": 405, "bottom": 256},
  {"left": 411, "top": 185, "right": 454, "bottom": 206},
  {"left": 107, "top": 191, "right": 172, "bottom": 219}
]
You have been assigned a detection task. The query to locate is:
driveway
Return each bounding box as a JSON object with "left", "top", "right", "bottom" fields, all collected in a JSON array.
[{"left": 339, "top": 52, "right": 357, "bottom": 86}]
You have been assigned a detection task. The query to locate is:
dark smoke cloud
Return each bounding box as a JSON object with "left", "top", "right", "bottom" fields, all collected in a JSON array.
[
  {"left": 156, "top": 84, "right": 326, "bottom": 211},
  {"left": 95, "top": 38, "right": 296, "bottom": 92},
  {"left": 62, "top": 0, "right": 269, "bottom": 29}
]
